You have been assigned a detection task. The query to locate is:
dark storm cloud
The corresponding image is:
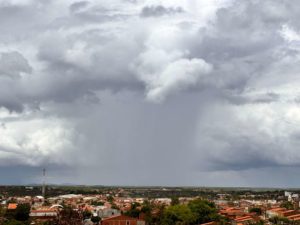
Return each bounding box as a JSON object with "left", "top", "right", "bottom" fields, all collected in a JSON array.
[
  {"left": 0, "top": 51, "right": 32, "bottom": 111},
  {"left": 186, "top": 0, "right": 289, "bottom": 94},
  {"left": 0, "top": 164, "right": 76, "bottom": 185},
  {"left": 0, "top": 51, "right": 32, "bottom": 78},
  {"left": 69, "top": 1, "right": 90, "bottom": 13},
  {"left": 1, "top": 0, "right": 300, "bottom": 186},
  {"left": 140, "top": 5, "right": 184, "bottom": 17}
]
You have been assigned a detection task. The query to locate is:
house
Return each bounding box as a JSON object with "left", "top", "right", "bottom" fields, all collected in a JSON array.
[
  {"left": 219, "top": 207, "right": 247, "bottom": 219},
  {"left": 30, "top": 208, "right": 58, "bottom": 223},
  {"left": 101, "top": 215, "right": 145, "bottom": 225},
  {"left": 266, "top": 208, "right": 286, "bottom": 218},
  {"left": 266, "top": 208, "right": 300, "bottom": 222},
  {"left": 97, "top": 207, "right": 121, "bottom": 218},
  {"left": 7, "top": 203, "right": 18, "bottom": 210},
  {"left": 232, "top": 215, "right": 258, "bottom": 225}
]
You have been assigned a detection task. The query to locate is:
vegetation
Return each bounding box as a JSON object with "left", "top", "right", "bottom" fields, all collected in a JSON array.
[
  {"left": 3, "top": 203, "right": 30, "bottom": 225},
  {"left": 269, "top": 216, "right": 290, "bottom": 225},
  {"left": 280, "top": 201, "right": 294, "bottom": 210},
  {"left": 83, "top": 209, "right": 92, "bottom": 219},
  {"left": 91, "top": 216, "right": 101, "bottom": 223},
  {"left": 0, "top": 185, "right": 289, "bottom": 200},
  {"left": 188, "top": 199, "right": 220, "bottom": 224},
  {"left": 91, "top": 200, "right": 104, "bottom": 206},
  {"left": 124, "top": 202, "right": 141, "bottom": 218},
  {"left": 249, "top": 207, "right": 262, "bottom": 215},
  {"left": 161, "top": 204, "right": 195, "bottom": 225},
  {"left": 124, "top": 198, "right": 222, "bottom": 225},
  {"left": 107, "top": 195, "right": 114, "bottom": 203},
  {"left": 171, "top": 196, "right": 179, "bottom": 205},
  {"left": 3, "top": 219, "right": 29, "bottom": 225}
]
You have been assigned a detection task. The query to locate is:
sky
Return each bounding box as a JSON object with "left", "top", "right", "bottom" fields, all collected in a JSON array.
[{"left": 1, "top": 0, "right": 300, "bottom": 187}]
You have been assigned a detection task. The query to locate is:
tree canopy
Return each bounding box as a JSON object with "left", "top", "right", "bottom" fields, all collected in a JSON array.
[{"left": 162, "top": 204, "right": 196, "bottom": 225}]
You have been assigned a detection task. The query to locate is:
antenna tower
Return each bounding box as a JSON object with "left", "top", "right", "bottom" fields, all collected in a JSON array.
[{"left": 42, "top": 168, "right": 46, "bottom": 199}]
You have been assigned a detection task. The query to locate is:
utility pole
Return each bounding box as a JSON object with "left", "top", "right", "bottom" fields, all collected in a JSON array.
[{"left": 42, "top": 168, "right": 46, "bottom": 199}]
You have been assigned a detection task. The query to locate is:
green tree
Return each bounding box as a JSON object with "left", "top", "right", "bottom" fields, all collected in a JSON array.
[
  {"left": 111, "top": 203, "right": 120, "bottom": 210},
  {"left": 0, "top": 204, "right": 6, "bottom": 217},
  {"left": 14, "top": 203, "right": 30, "bottom": 221},
  {"left": 91, "top": 216, "right": 101, "bottom": 224},
  {"left": 249, "top": 220, "right": 265, "bottom": 225},
  {"left": 125, "top": 202, "right": 141, "bottom": 218},
  {"left": 83, "top": 210, "right": 92, "bottom": 219},
  {"left": 280, "top": 201, "right": 294, "bottom": 210},
  {"left": 4, "top": 219, "right": 28, "bottom": 225},
  {"left": 269, "top": 216, "right": 290, "bottom": 225},
  {"left": 140, "top": 200, "right": 156, "bottom": 224},
  {"left": 91, "top": 201, "right": 104, "bottom": 206},
  {"left": 107, "top": 195, "right": 114, "bottom": 203},
  {"left": 188, "top": 199, "right": 219, "bottom": 224},
  {"left": 171, "top": 197, "right": 180, "bottom": 206},
  {"left": 162, "top": 204, "right": 196, "bottom": 225},
  {"left": 249, "top": 207, "right": 262, "bottom": 215},
  {"left": 152, "top": 204, "right": 166, "bottom": 225},
  {"left": 4, "top": 208, "right": 15, "bottom": 220}
]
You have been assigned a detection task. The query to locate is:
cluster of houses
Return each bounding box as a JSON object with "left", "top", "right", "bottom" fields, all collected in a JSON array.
[
  {"left": 2, "top": 189, "right": 300, "bottom": 225},
  {"left": 266, "top": 207, "right": 300, "bottom": 221},
  {"left": 1, "top": 194, "right": 147, "bottom": 225},
  {"left": 212, "top": 192, "right": 300, "bottom": 225}
]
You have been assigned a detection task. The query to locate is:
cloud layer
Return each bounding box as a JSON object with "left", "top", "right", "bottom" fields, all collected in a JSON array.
[{"left": 1, "top": 0, "right": 300, "bottom": 186}]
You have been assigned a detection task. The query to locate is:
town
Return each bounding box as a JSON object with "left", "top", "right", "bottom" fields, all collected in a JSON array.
[{"left": 1, "top": 186, "right": 300, "bottom": 225}]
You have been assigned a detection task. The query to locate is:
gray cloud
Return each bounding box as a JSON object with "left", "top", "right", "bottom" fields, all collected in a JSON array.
[
  {"left": 69, "top": 1, "right": 90, "bottom": 13},
  {"left": 1, "top": 0, "right": 300, "bottom": 186},
  {"left": 0, "top": 51, "right": 32, "bottom": 78},
  {"left": 140, "top": 5, "right": 184, "bottom": 17}
]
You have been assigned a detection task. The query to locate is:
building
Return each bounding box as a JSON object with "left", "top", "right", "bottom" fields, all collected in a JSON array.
[
  {"left": 266, "top": 208, "right": 287, "bottom": 218},
  {"left": 232, "top": 215, "right": 258, "bottom": 225},
  {"left": 7, "top": 203, "right": 18, "bottom": 210},
  {"left": 219, "top": 207, "right": 247, "bottom": 219},
  {"left": 30, "top": 208, "right": 58, "bottom": 223},
  {"left": 101, "top": 215, "right": 145, "bottom": 225},
  {"left": 97, "top": 207, "right": 121, "bottom": 218},
  {"left": 30, "top": 209, "right": 58, "bottom": 217}
]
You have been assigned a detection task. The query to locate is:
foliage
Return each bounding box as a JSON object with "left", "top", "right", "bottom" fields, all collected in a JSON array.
[
  {"left": 91, "top": 216, "right": 101, "bottom": 223},
  {"left": 59, "top": 207, "right": 83, "bottom": 225},
  {"left": 151, "top": 203, "right": 166, "bottom": 225},
  {"left": 107, "top": 195, "right": 114, "bottom": 203},
  {"left": 0, "top": 205, "right": 6, "bottom": 217},
  {"left": 161, "top": 204, "right": 196, "bottom": 225},
  {"left": 14, "top": 203, "right": 30, "bottom": 221},
  {"left": 249, "top": 220, "right": 265, "bottom": 225},
  {"left": 5, "top": 208, "right": 16, "bottom": 220},
  {"left": 280, "top": 201, "right": 294, "bottom": 210},
  {"left": 188, "top": 199, "right": 220, "bottom": 224},
  {"left": 111, "top": 203, "right": 120, "bottom": 210},
  {"left": 269, "top": 216, "right": 290, "bottom": 225},
  {"left": 4, "top": 203, "right": 30, "bottom": 222},
  {"left": 249, "top": 207, "right": 262, "bottom": 215},
  {"left": 3, "top": 219, "right": 29, "bottom": 225},
  {"left": 124, "top": 202, "right": 141, "bottom": 218},
  {"left": 122, "top": 198, "right": 221, "bottom": 225},
  {"left": 83, "top": 210, "right": 92, "bottom": 219},
  {"left": 171, "top": 197, "right": 179, "bottom": 206},
  {"left": 91, "top": 201, "right": 104, "bottom": 206}
]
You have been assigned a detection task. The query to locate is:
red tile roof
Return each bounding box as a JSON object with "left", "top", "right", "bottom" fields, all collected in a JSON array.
[{"left": 7, "top": 203, "right": 17, "bottom": 210}]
